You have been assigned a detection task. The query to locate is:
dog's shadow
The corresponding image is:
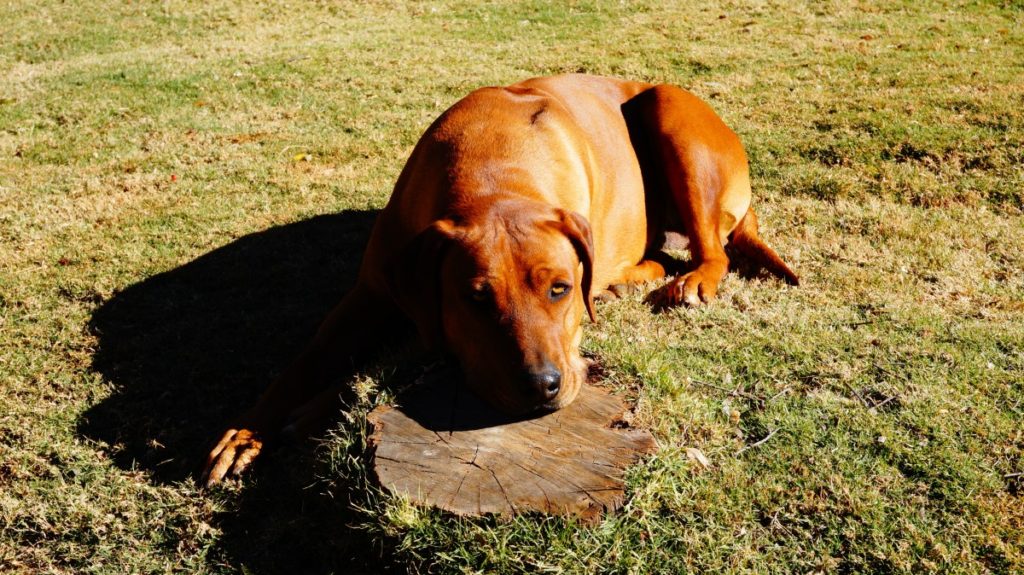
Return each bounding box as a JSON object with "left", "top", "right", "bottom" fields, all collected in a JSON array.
[
  {"left": 81, "top": 210, "right": 392, "bottom": 573},
  {"left": 79, "top": 207, "right": 771, "bottom": 572}
]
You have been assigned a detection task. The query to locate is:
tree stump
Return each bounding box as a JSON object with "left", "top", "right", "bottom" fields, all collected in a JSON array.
[{"left": 367, "top": 368, "right": 656, "bottom": 523}]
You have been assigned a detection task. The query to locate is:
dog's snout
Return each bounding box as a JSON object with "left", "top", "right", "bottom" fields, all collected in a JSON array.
[{"left": 528, "top": 365, "right": 562, "bottom": 401}]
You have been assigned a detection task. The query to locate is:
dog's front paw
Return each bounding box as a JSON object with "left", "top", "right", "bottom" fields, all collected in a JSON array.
[
  {"left": 646, "top": 268, "right": 723, "bottom": 310},
  {"left": 202, "top": 428, "right": 264, "bottom": 487}
]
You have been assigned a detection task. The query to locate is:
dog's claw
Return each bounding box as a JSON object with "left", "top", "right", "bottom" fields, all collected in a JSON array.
[{"left": 202, "top": 428, "right": 263, "bottom": 487}]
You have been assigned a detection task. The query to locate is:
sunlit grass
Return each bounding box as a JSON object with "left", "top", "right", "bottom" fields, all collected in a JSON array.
[{"left": 1, "top": 1, "right": 1021, "bottom": 573}]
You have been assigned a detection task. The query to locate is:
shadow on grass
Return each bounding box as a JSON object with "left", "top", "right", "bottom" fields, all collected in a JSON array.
[
  {"left": 81, "top": 210, "right": 400, "bottom": 573},
  {"left": 77, "top": 208, "right": 786, "bottom": 573}
]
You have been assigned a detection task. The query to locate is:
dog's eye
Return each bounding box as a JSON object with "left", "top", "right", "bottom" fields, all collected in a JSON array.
[
  {"left": 469, "top": 284, "right": 492, "bottom": 304},
  {"left": 549, "top": 282, "right": 571, "bottom": 301}
]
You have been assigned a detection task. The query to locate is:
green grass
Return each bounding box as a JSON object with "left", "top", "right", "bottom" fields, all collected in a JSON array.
[{"left": 2, "top": 1, "right": 1022, "bottom": 573}]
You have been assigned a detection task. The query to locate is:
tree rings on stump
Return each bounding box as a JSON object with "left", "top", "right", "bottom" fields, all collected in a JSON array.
[{"left": 366, "top": 368, "right": 656, "bottom": 523}]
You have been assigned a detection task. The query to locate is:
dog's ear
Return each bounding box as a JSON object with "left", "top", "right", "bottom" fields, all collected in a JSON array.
[
  {"left": 386, "top": 219, "right": 461, "bottom": 350},
  {"left": 552, "top": 209, "right": 596, "bottom": 322}
]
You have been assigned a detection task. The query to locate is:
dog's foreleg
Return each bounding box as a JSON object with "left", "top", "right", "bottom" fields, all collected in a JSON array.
[{"left": 202, "top": 283, "right": 404, "bottom": 485}]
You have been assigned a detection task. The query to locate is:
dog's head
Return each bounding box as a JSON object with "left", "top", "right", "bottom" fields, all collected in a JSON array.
[{"left": 387, "top": 200, "right": 595, "bottom": 415}]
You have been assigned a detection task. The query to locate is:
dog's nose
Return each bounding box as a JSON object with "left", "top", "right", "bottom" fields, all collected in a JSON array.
[{"left": 529, "top": 366, "right": 561, "bottom": 401}]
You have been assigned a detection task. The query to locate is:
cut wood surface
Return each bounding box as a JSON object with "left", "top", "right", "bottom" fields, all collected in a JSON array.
[{"left": 367, "top": 368, "right": 657, "bottom": 522}]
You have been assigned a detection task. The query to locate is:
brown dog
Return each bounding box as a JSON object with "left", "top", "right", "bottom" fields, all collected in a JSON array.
[{"left": 202, "top": 74, "right": 798, "bottom": 485}]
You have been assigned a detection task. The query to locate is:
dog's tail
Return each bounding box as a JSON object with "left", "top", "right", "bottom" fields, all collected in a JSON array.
[{"left": 729, "top": 207, "right": 800, "bottom": 286}]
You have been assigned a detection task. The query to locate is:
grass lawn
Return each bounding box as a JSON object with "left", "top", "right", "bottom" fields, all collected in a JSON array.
[{"left": 2, "top": 1, "right": 1022, "bottom": 573}]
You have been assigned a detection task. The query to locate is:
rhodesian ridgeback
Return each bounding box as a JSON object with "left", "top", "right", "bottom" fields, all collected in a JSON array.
[{"left": 203, "top": 74, "right": 798, "bottom": 485}]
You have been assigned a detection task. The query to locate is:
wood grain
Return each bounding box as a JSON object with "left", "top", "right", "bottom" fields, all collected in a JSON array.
[{"left": 367, "top": 369, "right": 656, "bottom": 522}]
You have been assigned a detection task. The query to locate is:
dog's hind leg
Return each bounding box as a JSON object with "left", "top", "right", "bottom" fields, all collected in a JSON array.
[
  {"left": 202, "top": 283, "right": 405, "bottom": 485},
  {"left": 619, "top": 259, "right": 668, "bottom": 284},
  {"left": 625, "top": 84, "right": 746, "bottom": 309},
  {"left": 728, "top": 208, "right": 800, "bottom": 286}
]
